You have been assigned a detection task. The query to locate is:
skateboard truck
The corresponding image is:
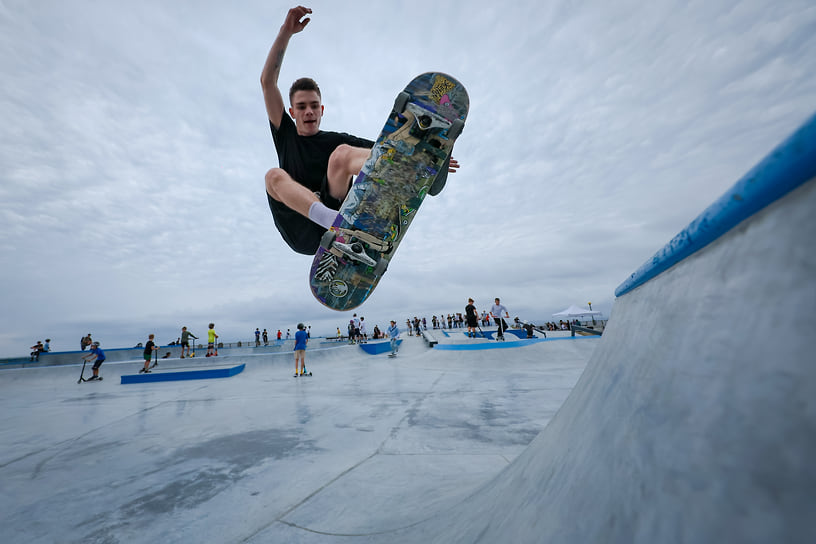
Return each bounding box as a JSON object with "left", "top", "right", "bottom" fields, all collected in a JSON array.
[
  {"left": 320, "top": 229, "right": 389, "bottom": 275},
  {"left": 394, "top": 92, "right": 465, "bottom": 140}
]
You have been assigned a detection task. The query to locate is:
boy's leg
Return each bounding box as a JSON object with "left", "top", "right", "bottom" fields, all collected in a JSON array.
[
  {"left": 325, "top": 144, "right": 370, "bottom": 201},
  {"left": 265, "top": 145, "right": 369, "bottom": 215},
  {"left": 265, "top": 168, "right": 319, "bottom": 218}
]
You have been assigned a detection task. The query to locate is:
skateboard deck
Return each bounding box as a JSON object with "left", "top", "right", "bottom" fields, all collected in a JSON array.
[{"left": 309, "top": 72, "right": 469, "bottom": 310}]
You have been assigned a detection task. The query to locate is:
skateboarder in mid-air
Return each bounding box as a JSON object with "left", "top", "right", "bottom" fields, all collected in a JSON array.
[{"left": 261, "top": 6, "right": 460, "bottom": 255}]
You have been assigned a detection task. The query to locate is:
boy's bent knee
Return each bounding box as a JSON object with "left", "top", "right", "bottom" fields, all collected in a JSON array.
[
  {"left": 265, "top": 168, "right": 286, "bottom": 198},
  {"left": 327, "top": 144, "right": 353, "bottom": 170}
]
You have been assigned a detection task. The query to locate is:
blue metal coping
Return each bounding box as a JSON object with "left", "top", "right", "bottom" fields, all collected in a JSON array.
[{"left": 615, "top": 111, "right": 816, "bottom": 297}]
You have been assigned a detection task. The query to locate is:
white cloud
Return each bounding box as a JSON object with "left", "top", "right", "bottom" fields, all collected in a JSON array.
[{"left": 1, "top": 0, "right": 815, "bottom": 354}]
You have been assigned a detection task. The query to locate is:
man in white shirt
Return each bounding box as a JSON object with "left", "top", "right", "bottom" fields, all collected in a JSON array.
[{"left": 490, "top": 298, "right": 510, "bottom": 341}]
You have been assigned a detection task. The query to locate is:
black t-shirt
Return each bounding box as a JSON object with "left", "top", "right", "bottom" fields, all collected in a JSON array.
[{"left": 268, "top": 114, "right": 373, "bottom": 254}]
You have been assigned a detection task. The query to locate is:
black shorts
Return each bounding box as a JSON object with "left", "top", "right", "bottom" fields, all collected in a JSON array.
[
  {"left": 466, "top": 316, "right": 478, "bottom": 327},
  {"left": 267, "top": 174, "right": 345, "bottom": 255},
  {"left": 93, "top": 358, "right": 105, "bottom": 370}
]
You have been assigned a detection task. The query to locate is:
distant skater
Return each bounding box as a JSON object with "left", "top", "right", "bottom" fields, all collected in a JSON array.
[
  {"left": 490, "top": 298, "right": 510, "bottom": 341},
  {"left": 206, "top": 323, "right": 219, "bottom": 357},
  {"left": 293, "top": 323, "right": 308, "bottom": 376},
  {"left": 82, "top": 341, "right": 106, "bottom": 380},
  {"left": 465, "top": 298, "right": 479, "bottom": 338},
  {"left": 180, "top": 326, "right": 198, "bottom": 358},
  {"left": 387, "top": 320, "right": 400, "bottom": 357},
  {"left": 140, "top": 334, "right": 158, "bottom": 373}
]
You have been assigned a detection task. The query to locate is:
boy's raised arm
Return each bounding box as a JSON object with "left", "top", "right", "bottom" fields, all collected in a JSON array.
[{"left": 261, "top": 6, "right": 312, "bottom": 128}]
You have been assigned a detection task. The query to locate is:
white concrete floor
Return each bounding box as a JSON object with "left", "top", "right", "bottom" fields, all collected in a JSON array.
[{"left": 0, "top": 332, "right": 595, "bottom": 543}]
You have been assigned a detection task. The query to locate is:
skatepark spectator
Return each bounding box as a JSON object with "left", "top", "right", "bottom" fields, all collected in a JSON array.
[
  {"left": 465, "top": 298, "right": 479, "bottom": 338},
  {"left": 490, "top": 298, "right": 510, "bottom": 341},
  {"left": 263, "top": 329, "right": 269, "bottom": 346},
  {"left": 359, "top": 317, "right": 367, "bottom": 341},
  {"left": 82, "top": 341, "right": 105, "bottom": 381},
  {"left": 43, "top": 339, "right": 51, "bottom": 352},
  {"left": 140, "top": 334, "right": 158, "bottom": 373},
  {"left": 293, "top": 323, "right": 308, "bottom": 376},
  {"left": 206, "top": 324, "right": 219, "bottom": 357},
  {"left": 180, "top": 327, "right": 198, "bottom": 358},
  {"left": 387, "top": 320, "right": 400, "bottom": 357},
  {"left": 255, "top": 328, "right": 261, "bottom": 347},
  {"left": 29, "top": 341, "right": 45, "bottom": 361},
  {"left": 80, "top": 333, "right": 92, "bottom": 351}
]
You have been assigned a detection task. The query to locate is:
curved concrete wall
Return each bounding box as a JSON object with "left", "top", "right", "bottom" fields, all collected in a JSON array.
[{"left": 390, "top": 113, "right": 816, "bottom": 542}]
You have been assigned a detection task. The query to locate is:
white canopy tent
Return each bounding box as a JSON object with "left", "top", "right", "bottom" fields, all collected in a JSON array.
[{"left": 553, "top": 305, "right": 602, "bottom": 318}]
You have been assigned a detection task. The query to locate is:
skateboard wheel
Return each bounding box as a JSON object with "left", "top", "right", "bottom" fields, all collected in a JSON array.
[
  {"left": 319, "top": 230, "right": 336, "bottom": 250},
  {"left": 447, "top": 119, "right": 464, "bottom": 140},
  {"left": 417, "top": 114, "right": 432, "bottom": 130},
  {"left": 393, "top": 91, "right": 410, "bottom": 114},
  {"left": 373, "top": 258, "right": 388, "bottom": 276}
]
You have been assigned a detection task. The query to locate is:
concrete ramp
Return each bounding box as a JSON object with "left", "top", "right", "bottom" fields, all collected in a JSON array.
[{"left": 390, "top": 114, "right": 816, "bottom": 543}]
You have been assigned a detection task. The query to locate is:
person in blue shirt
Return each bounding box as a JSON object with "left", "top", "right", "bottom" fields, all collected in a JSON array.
[
  {"left": 387, "top": 320, "right": 400, "bottom": 358},
  {"left": 82, "top": 341, "right": 106, "bottom": 381},
  {"left": 293, "top": 323, "right": 309, "bottom": 376}
]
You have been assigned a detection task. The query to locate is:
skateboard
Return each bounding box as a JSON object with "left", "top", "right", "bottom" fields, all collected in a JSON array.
[{"left": 309, "top": 72, "right": 469, "bottom": 310}]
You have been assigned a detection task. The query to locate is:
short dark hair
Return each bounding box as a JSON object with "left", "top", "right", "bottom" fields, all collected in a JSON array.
[{"left": 289, "top": 77, "right": 321, "bottom": 103}]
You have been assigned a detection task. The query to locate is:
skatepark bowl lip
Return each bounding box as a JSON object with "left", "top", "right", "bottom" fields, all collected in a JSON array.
[{"left": 1, "top": 111, "right": 815, "bottom": 543}]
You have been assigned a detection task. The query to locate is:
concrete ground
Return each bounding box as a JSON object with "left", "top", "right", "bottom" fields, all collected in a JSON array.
[{"left": 0, "top": 331, "right": 594, "bottom": 543}]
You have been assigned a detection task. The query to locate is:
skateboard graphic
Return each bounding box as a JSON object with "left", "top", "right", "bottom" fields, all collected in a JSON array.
[{"left": 309, "top": 72, "right": 469, "bottom": 310}]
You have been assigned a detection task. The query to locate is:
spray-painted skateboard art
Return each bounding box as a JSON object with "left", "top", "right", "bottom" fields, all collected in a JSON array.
[{"left": 309, "top": 72, "right": 469, "bottom": 310}]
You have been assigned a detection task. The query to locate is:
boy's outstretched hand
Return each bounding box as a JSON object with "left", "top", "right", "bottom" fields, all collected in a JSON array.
[
  {"left": 282, "top": 6, "right": 312, "bottom": 35},
  {"left": 449, "top": 157, "right": 460, "bottom": 173}
]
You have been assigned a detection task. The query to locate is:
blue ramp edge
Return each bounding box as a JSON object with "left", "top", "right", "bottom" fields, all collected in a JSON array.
[
  {"left": 478, "top": 329, "right": 535, "bottom": 340},
  {"left": 359, "top": 340, "right": 402, "bottom": 355},
  {"left": 121, "top": 363, "right": 245, "bottom": 384},
  {"left": 616, "top": 111, "right": 816, "bottom": 297},
  {"left": 434, "top": 336, "right": 599, "bottom": 351}
]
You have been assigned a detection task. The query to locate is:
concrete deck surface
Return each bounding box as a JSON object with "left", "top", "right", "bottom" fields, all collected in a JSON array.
[{"left": 0, "top": 333, "right": 594, "bottom": 543}]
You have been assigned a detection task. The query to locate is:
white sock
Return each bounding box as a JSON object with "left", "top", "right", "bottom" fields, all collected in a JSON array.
[{"left": 308, "top": 201, "right": 339, "bottom": 230}]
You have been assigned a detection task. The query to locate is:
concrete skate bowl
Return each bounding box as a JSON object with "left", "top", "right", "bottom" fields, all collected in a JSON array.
[{"left": 388, "top": 114, "right": 816, "bottom": 543}]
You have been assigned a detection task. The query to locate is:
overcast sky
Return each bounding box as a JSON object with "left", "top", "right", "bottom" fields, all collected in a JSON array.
[{"left": 2, "top": 0, "right": 815, "bottom": 355}]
